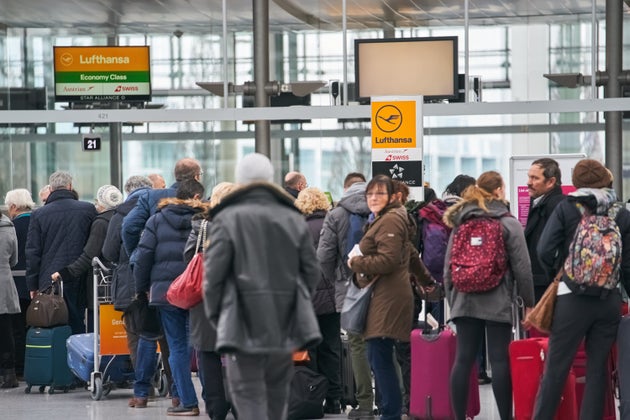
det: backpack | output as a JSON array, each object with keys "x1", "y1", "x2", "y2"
[
  {"x1": 563, "y1": 203, "x2": 622, "y2": 291},
  {"x1": 419, "y1": 200, "x2": 451, "y2": 282},
  {"x1": 450, "y1": 215, "x2": 509, "y2": 293},
  {"x1": 343, "y1": 211, "x2": 368, "y2": 263}
]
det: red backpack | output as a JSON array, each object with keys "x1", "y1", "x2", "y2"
[{"x1": 450, "y1": 215, "x2": 509, "y2": 293}]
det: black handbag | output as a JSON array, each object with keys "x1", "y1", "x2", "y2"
[
  {"x1": 26, "y1": 281, "x2": 69, "y2": 327},
  {"x1": 122, "y1": 293, "x2": 163, "y2": 340}
]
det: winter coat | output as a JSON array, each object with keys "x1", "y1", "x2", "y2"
[
  {"x1": 537, "y1": 188, "x2": 630, "y2": 295},
  {"x1": 203, "y1": 182, "x2": 321, "y2": 354},
  {"x1": 349, "y1": 204, "x2": 433, "y2": 342},
  {"x1": 0, "y1": 214, "x2": 19, "y2": 314},
  {"x1": 317, "y1": 181, "x2": 371, "y2": 311},
  {"x1": 122, "y1": 183, "x2": 178, "y2": 256},
  {"x1": 25, "y1": 189, "x2": 97, "y2": 292},
  {"x1": 443, "y1": 200, "x2": 535, "y2": 324},
  {"x1": 11, "y1": 212, "x2": 31, "y2": 301},
  {"x1": 305, "y1": 210, "x2": 336, "y2": 316},
  {"x1": 133, "y1": 198, "x2": 205, "y2": 306},
  {"x1": 524, "y1": 185, "x2": 565, "y2": 287}
]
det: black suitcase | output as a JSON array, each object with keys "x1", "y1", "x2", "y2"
[
  {"x1": 24, "y1": 326, "x2": 74, "y2": 394},
  {"x1": 340, "y1": 334, "x2": 358, "y2": 409}
]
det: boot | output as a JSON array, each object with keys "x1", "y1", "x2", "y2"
[{"x1": 1, "y1": 368, "x2": 19, "y2": 388}]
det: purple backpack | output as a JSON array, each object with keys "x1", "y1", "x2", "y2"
[
  {"x1": 419, "y1": 200, "x2": 451, "y2": 282},
  {"x1": 450, "y1": 215, "x2": 508, "y2": 293}
]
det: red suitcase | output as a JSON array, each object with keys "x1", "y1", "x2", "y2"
[
  {"x1": 409, "y1": 328, "x2": 480, "y2": 419},
  {"x1": 509, "y1": 337, "x2": 577, "y2": 420},
  {"x1": 572, "y1": 344, "x2": 616, "y2": 420}
]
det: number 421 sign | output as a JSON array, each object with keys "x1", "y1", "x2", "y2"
[{"x1": 82, "y1": 135, "x2": 101, "y2": 151}]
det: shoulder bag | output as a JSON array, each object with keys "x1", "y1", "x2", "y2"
[
  {"x1": 524, "y1": 271, "x2": 563, "y2": 334},
  {"x1": 340, "y1": 276, "x2": 376, "y2": 335},
  {"x1": 167, "y1": 220, "x2": 207, "y2": 309}
]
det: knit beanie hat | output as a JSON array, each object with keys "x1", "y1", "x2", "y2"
[
  {"x1": 96, "y1": 185, "x2": 123, "y2": 210},
  {"x1": 572, "y1": 159, "x2": 613, "y2": 189},
  {"x1": 235, "y1": 153, "x2": 274, "y2": 184}
]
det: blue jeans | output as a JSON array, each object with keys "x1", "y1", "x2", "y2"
[
  {"x1": 134, "y1": 337, "x2": 157, "y2": 398},
  {"x1": 160, "y1": 306, "x2": 197, "y2": 408},
  {"x1": 367, "y1": 337, "x2": 402, "y2": 420}
]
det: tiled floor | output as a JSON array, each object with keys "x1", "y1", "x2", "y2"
[{"x1": 0, "y1": 377, "x2": 502, "y2": 420}]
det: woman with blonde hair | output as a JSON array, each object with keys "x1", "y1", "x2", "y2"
[
  {"x1": 443, "y1": 171, "x2": 534, "y2": 420},
  {"x1": 295, "y1": 187, "x2": 342, "y2": 413}
]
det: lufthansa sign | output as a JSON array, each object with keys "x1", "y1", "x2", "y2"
[{"x1": 371, "y1": 100, "x2": 417, "y2": 148}]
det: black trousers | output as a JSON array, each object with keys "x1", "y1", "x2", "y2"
[
  {"x1": 11, "y1": 298, "x2": 30, "y2": 375},
  {"x1": 0, "y1": 313, "x2": 15, "y2": 369},
  {"x1": 307, "y1": 312, "x2": 342, "y2": 400},
  {"x1": 198, "y1": 350, "x2": 231, "y2": 420},
  {"x1": 533, "y1": 289, "x2": 621, "y2": 420}
]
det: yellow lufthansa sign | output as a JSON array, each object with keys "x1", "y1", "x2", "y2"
[{"x1": 371, "y1": 100, "x2": 417, "y2": 148}]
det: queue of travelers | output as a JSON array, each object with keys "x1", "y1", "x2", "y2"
[{"x1": 2, "y1": 154, "x2": 629, "y2": 420}]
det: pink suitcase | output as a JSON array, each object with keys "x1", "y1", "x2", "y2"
[{"x1": 409, "y1": 328, "x2": 480, "y2": 419}]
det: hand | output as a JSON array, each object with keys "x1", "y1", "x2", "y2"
[
  {"x1": 347, "y1": 257, "x2": 354, "y2": 269},
  {"x1": 30, "y1": 290, "x2": 37, "y2": 299},
  {"x1": 51, "y1": 272, "x2": 61, "y2": 282},
  {"x1": 521, "y1": 307, "x2": 533, "y2": 329}
]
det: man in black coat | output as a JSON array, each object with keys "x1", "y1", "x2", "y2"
[
  {"x1": 25, "y1": 171, "x2": 97, "y2": 334},
  {"x1": 524, "y1": 158, "x2": 565, "y2": 303}
]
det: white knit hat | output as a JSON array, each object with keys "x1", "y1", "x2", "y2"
[
  {"x1": 235, "y1": 153, "x2": 274, "y2": 184},
  {"x1": 96, "y1": 185, "x2": 123, "y2": 210}
]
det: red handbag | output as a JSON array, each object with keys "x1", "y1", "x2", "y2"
[{"x1": 167, "y1": 220, "x2": 207, "y2": 309}]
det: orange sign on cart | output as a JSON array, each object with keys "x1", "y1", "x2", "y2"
[{"x1": 99, "y1": 304, "x2": 128, "y2": 355}]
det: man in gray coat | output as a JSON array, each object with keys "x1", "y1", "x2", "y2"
[
  {"x1": 203, "y1": 153, "x2": 321, "y2": 420},
  {"x1": 317, "y1": 173, "x2": 375, "y2": 419}
]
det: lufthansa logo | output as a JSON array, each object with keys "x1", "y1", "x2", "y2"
[
  {"x1": 60, "y1": 53, "x2": 73, "y2": 67},
  {"x1": 375, "y1": 105, "x2": 403, "y2": 133}
]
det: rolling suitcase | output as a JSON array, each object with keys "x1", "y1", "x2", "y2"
[
  {"x1": 572, "y1": 343, "x2": 616, "y2": 420},
  {"x1": 24, "y1": 325, "x2": 74, "y2": 394},
  {"x1": 509, "y1": 337, "x2": 577, "y2": 420},
  {"x1": 66, "y1": 333, "x2": 135, "y2": 384},
  {"x1": 409, "y1": 327, "x2": 480, "y2": 419},
  {"x1": 340, "y1": 333, "x2": 358, "y2": 409}
]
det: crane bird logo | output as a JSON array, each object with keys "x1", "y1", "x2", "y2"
[{"x1": 375, "y1": 105, "x2": 403, "y2": 133}]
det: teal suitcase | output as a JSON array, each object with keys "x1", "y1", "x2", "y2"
[{"x1": 24, "y1": 326, "x2": 74, "y2": 394}]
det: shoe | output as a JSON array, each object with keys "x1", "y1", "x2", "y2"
[
  {"x1": 0, "y1": 369, "x2": 19, "y2": 389},
  {"x1": 167, "y1": 405, "x2": 200, "y2": 416},
  {"x1": 324, "y1": 398, "x2": 342, "y2": 414},
  {"x1": 347, "y1": 407, "x2": 375, "y2": 419},
  {"x1": 128, "y1": 397, "x2": 148, "y2": 408},
  {"x1": 478, "y1": 371, "x2": 492, "y2": 385}
]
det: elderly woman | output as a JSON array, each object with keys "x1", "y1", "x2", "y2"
[
  {"x1": 294, "y1": 187, "x2": 343, "y2": 413},
  {"x1": 4, "y1": 188, "x2": 35, "y2": 381},
  {"x1": 0, "y1": 205, "x2": 19, "y2": 388}
]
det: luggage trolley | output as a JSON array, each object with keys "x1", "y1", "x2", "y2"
[{"x1": 87, "y1": 257, "x2": 135, "y2": 400}]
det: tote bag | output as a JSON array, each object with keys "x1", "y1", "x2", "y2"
[{"x1": 340, "y1": 277, "x2": 375, "y2": 335}]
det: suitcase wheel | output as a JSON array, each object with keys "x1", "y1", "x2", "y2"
[
  {"x1": 24, "y1": 385, "x2": 31, "y2": 394},
  {"x1": 39, "y1": 385, "x2": 46, "y2": 393}
]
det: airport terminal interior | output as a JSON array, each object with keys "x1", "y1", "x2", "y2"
[{"x1": 0, "y1": 1, "x2": 630, "y2": 418}]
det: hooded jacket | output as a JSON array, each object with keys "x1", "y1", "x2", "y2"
[
  {"x1": 349, "y1": 204, "x2": 433, "y2": 341},
  {"x1": 133, "y1": 198, "x2": 205, "y2": 306},
  {"x1": 537, "y1": 188, "x2": 630, "y2": 295},
  {"x1": 0, "y1": 214, "x2": 19, "y2": 314},
  {"x1": 443, "y1": 200, "x2": 534, "y2": 324},
  {"x1": 304, "y1": 210, "x2": 336, "y2": 315},
  {"x1": 317, "y1": 181, "x2": 371, "y2": 311},
  {"x1": 203, "y1": 182, "x2": 321, "y2": 354}
]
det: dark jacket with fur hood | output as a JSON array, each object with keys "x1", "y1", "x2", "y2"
[
  {"x1": 203, "y1": 182, "x2": 321, "y2": 354},
  {"x1": 134, "y1": 198, "x2": 206, "y2": 305}
]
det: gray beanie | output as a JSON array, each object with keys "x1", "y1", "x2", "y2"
[
  {"x1": 96, "y1": 185, "x2": 123, "y2": 210},
  {"x1": 235, "y1": 153, "x2": 274, "y2": 184}
]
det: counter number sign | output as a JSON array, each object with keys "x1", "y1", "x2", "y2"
[{"x1": 82, "y1": 135, "x2": 101, "y2": 151}]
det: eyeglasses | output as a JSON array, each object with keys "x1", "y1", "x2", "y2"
[{"x1": 366, "y1": 192, "x2": 388, "y2": 198}]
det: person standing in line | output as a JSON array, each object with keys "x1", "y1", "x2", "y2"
[
  {"x1": 294, "y1": 186, "x2": 343, "y2": 414},
  {"x1": 203, "y1": 153, "x2": 321, "y2": 420},
  {"x1": 284, "y1": 171, "x2": 308, "y2": 198},
  {"x1": 38, "y1": 185, "x2": 50, "y2": 205},
  {"x1": 148, "y1": 174, "x2": 167, "y2": 189},
  {"x1": 532, "y1": 159, "x2": 630, "y2": 419},
  {"x1": 184, "y1": 181, "x2": 238, "y2": 420},
  {"x1": 26, "y1": 171, "x2": 97, "y2": 334},
  {"x1": 4, "y1": 188, "x2": 35, "y2": 380},
  {"x1": 348, "y1": 175, "x2": 437, "y2": 420},
  {"x1": 317, "y1": 172, "x2": 377, "y2": 419},
  {"x1": 0, "y1": 209, "x2": 19, "y2": 388},
  {"x1": 443, "y1": 171, "x2": 534, "y2": 420},
  {"x1": 524, "y1": 158, "x2": 565, "y2": 303},
  {"x1": 134, "y1": 179, "x2": 206, "y2": 416}
]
